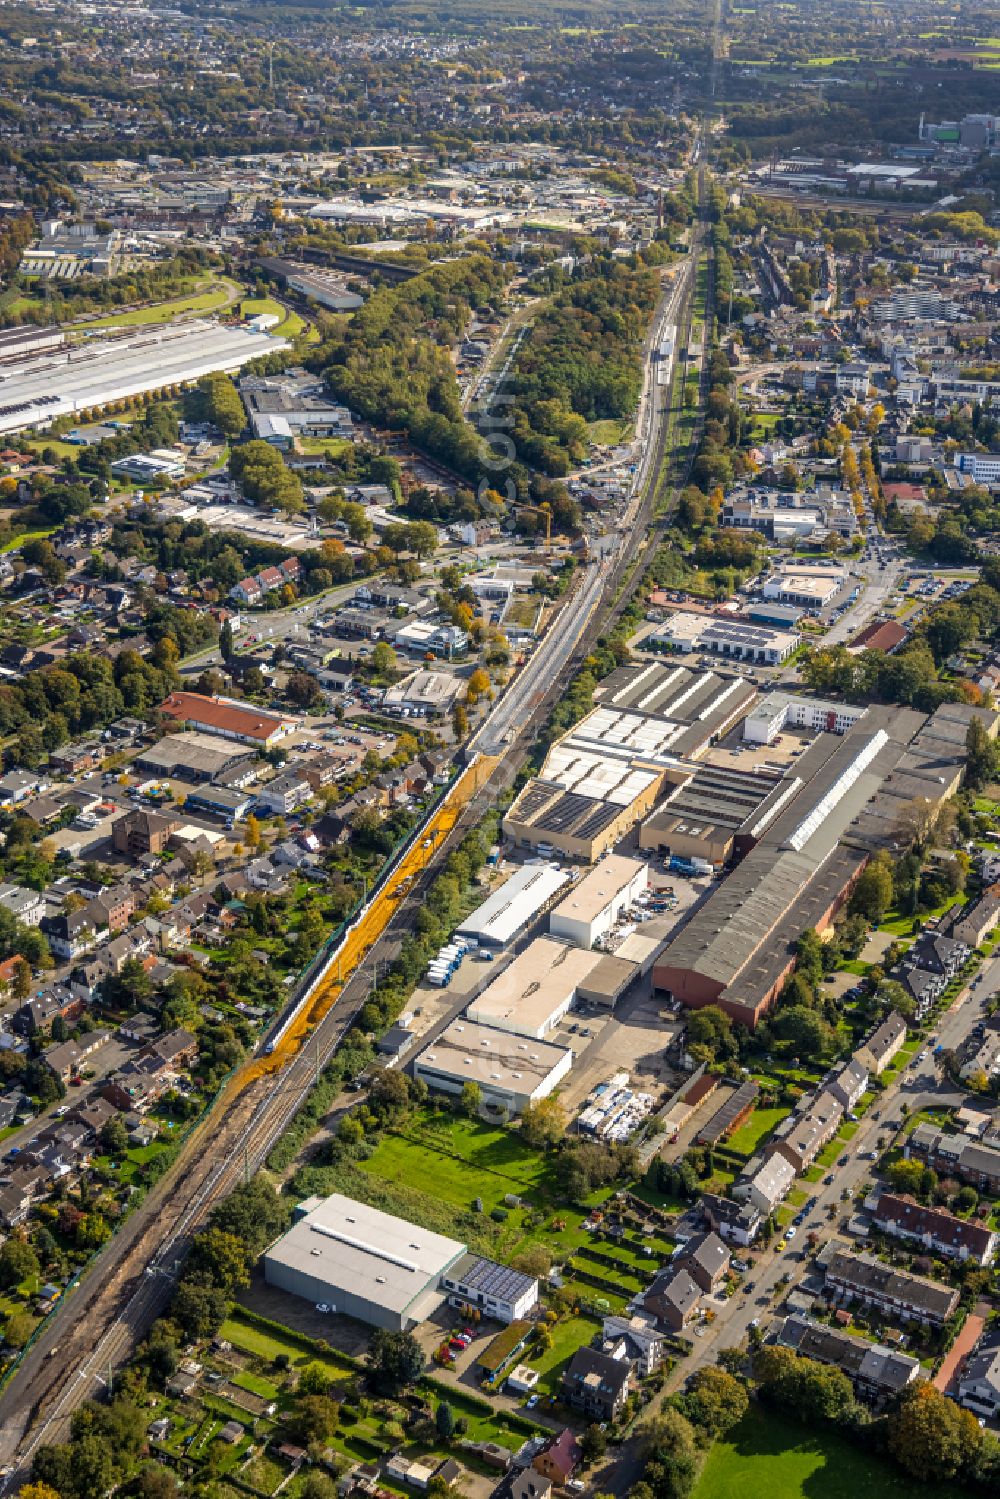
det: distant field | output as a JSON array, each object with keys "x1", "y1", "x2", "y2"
[
  {"x1": 696, "y1": 1407, "x2": 955, "y2": 1499},
  {"x1": 68, "y1": 276, "x2": 239, "y2": 330},
  {"x1": 240, "y1": 295, "x2": 307, "y2": 339},
  {"x1": 588, "y1": 417, "x2": 632, "y2": 445}
]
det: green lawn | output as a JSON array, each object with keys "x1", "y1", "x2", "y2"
[
  {"x1": 359, "y1": 1112, "x2": 559, "y2": 1215},
  {"x1": 219, "y1": 1311, "x2": 358, "y2": 1377},
  {"x1": 588, "y1": 417, "x2": 632, "y2": 445},
  {"x1": 240, "y1": 295, "x2": 306, "y2": 339},
  {"x1": 696, "y1": 1406, "x2": 954, "y2": 1499},
  {"x1": 725, "y1": 1106, "x2": 789, "y2": 1158},
  {"x1": 68, "y1": 277, "x2": 239, "y2": 330},
  {"x1": 528, "y1": 1314, "x2": 602, "y2": 1394}
]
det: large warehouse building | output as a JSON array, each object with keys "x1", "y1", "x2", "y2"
[
  {"x1": 549, "y1": 854, "x2": 648, "y2": 949},
  {"x1": 456, "y1": 862, "x2": 571, "y2": 948},
  {"x1": 503, "y1": 664, "x2": 756, "y2": 862},
  {"x1": 411, "y1": 1018, "x2": 572, "y2": 1114},
  {"x1": 466, "y1": 937, "x2": 604, "y2": 1037},
  {"x1": 0, "y1": 319, "x2": 289, "y2": 436},
  {"x1": 639, "y1": 761, "x2": 793, "y2": 866},
  {"x1": 263, "y1": 1193, "x2": 467, "y2": 1330},
  {"x1": 653, "y1": 702, "x2": 998, "y2": 1027}
]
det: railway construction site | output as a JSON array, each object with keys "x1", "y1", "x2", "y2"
[{"x1": 0, "y1": 185, "x2": 708, "y2": 1486}]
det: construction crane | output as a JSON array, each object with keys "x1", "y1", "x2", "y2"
[{"x1": 511, "y1": 501, "x2": 552, "y2": 553}]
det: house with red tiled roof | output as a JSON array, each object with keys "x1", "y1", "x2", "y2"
[
  {"x1": 159, "y1": 692, "x2": 299, "y2": 746},
  {"x1": 849, "y1": 618, "x2": 909, "y2": 654}
]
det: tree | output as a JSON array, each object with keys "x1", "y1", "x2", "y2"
[
  {"x1": 452, "y1": 703, "x2": 469, "y2": 739},
  {"x1": 511, "y1": 1245, "x2": 552, "y2": 1279},
  {"x1": 466, "y1": 667, "x2": 490, "y2": 704},
  {"x1": 338, "y1": 1115, "x2": 365, "y2": 1147},
  {"x1": 435, "y1": 1401, "x2": 455, "y2": 1440},
  {"x1": 371, "y1": 642, "x2": 396, "y2": 676},
  {"x1": 186, "y1": 1227, "x2": 251, "y2": 1293},
  {"x1": 5, "y1": 1310, "x2": 35, "y2": 1348},
  {"x1": 887, "y1": 1158, "x2": 930, "y2": 1198},
  {"x1": 889, "y1": 1381, "x2": 983, "y2": 1482},
  {"x1": 580, "y1": 1424, "x2": 607, "y2": 1462},
  {"x1": 11, "y1": 957, "x2": 32, "y2": 1000},
  {"x1": 99, "y1": 1115, "x2": 129, "y2": 1156},
  {"x1": 520, "y1": 1094, "x2": 566, "y2": 1149},
  {"x1": 245, "y1": 813, "x2": 262, "y2": 851},
  {"x1": 849, "y1": 851, "x2": 893, "y2": 923},
  {"x1": 682, "y1": 1366, "x2": 749, "y2": 1437},
  {"x1": 965, "y1": 716, "x2": 997, "y2": 789},
  {"x1": 460, "y1": 1081, "x2": 482, "y2": 1118},
  {"x1": 20, "y1": 1486, "x2": 63, "y2": 1499},
  {"x1": 367, "y1": 1068, "x2": 412, "y2": 1119},
  {"x1": 0, "y1": 1236, "x2": 39, "y2": 1289},
  {"x1": 366, "y1": 1329, "x2": 424, "y2": 1393},
  {"x1": 136, "y1": 1467, "x2": 180, "y2": 1499},
  {"x1": 290, "y1": 1394, "x2": 340, "y2": 1446},
  {"x1": 685, "y1": 1005, "x2": 736, "y2": 1064},
  {"x1": 169, "y1": 1280, "x2": 229, "y2": 1340},
  {"x1": 639, "y1": 1408, "x2": 699, "y2": 1499}
]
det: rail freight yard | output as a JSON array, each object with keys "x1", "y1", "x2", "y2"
[{"x1": 0, "y1": 318, "x2": 289, "y2": 434}]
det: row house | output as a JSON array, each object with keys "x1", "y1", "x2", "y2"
[
  {"x1": 69, "y1": 927, "x2": 154, "y2": 1002},
  {"x1": 673, "y1": 1231, "x2": 730, "y2": 1293},
  {"x1": 958, "y1": 1334, "x2": 1000, "y2": 1420},
  {"x1": 734, "y1": 1151, "x2": 795, "y2": 1217},
  {"x1": 13, "y1": 986, "x2": 85, "y2": 1037},
  {"x1": 906, "y1": 1124, "x2": 1000, "y2": 1195},
  {"x1": 870, "y1": 1192, "x2": 998, "y2": 1265},
  {"x1": 700, "y1": 1191, "x2": 762, "y2": 1247},
  {"x1": 949, "y1": 893, "x2": 1000, "y2": 949},
  {"x1": 638, "y1": 1266, "x2": 701, "y2": 1333},
  {"x1": 825, "y1": 1057, "x2": 869, "y2": 1113},
  {"x1": 43, "y1": 1029, "x2": 113, "y2": 1085},
  {"x1": 767, "y1": 1089, "x2": 843, "y2": 1174},
  {"x1": 599, "y1": 1313, "x2": 667, "y2": 1378},
  {"x1": 774, "y1": 1315, "x2": 920, "y2": 1408},
  {"x1": 229, "y1": 556, "x2": 302, "y2": 607},
  {"x1": 824, "y1": 1248, "x2": 959, "y2": 1326}
]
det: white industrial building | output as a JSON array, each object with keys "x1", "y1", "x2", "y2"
[
  {"x1": 549, "y1": 854, "x2": 648, "y2": 949},
  {"x1": 743, "y1": 692, "x2": 867, "y2": 745},
  {"x1": 649, "y1": 612, "x2": 798, "y2": 666},
  {"x1": 0, "y1": 319, "x2": 289, "y2": 436},
  {"x1": 441, "y1": 1252, "x2": 539, "y2": 1324},
  {"x1": 411, "y1": 1018, "x2": 572, "y2": 1114},
  {"x1": 263, "y1": 1193, "x2": 466, "y2": 1331},
  {"x1": 456, "y1": 862, "x2": 571, "y2": 948},
  {"x1": 761, "y1": 566, "x2": 845, "y2": 610},
  {"x1": 465, "y1": 937, "x2": 602, "y2": 1038}
]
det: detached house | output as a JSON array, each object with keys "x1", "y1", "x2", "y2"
[{"x1": 560, "y1": 1347, "x2": 631, "y2": 1423}]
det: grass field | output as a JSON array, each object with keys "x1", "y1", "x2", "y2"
[
  {"x1": 725, "y1": 1106, "x2": 788, "y2": 1158},
  {"x1": 69, "y1": 276, "x2": 239, "y2": 330},
  {"x1": 240, "y1": 295, "x2": 307, "y2": 339},
  {"x1": 528, "y1": 1313, "x2": 602, "y2": 1394},
  {"x1": 695, "y1": 1407, "x2": 954, "y2": 1499},
  {"x1": 588, "y1": 417, "x2": 632, "y2": 445},
  {"x1": 359, "y1": 1112, "x2": 560, "y2": 1215}
]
